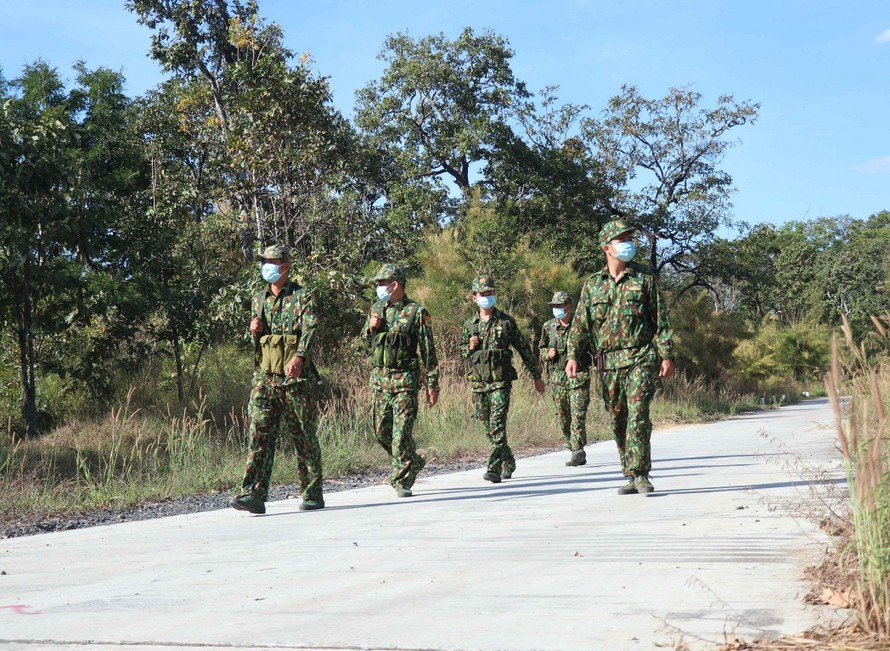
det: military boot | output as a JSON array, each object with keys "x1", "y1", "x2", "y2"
[
  {"x1": 229, "y1": 493, "x2": 266, "y2": 514},
  {"x1": 396, "y1": 487, "x2": 413, "y2": 498},
  {"x1": 299, "y1": 499, "x2": 325, "y2": 511},
  {"x1": 616, "y1": 478, "x2": 638, "y2": 495},
  {"x1": 482, "y1": 471, "x2": 501, "y2": 483},
  {"x1": 635, "y1": 475, "x2": 654, "y2": 494},
  {"x1": 565, "y1": 449, "x2": 587, "y2": 466}
]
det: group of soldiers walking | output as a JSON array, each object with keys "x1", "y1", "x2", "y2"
[{"x1": 229, "y1": 219, "x2": 675, "y2": 515}]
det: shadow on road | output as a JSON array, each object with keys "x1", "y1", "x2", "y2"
[{"x1": 258, "y1": 459, "x2": 840, "y2": 518}]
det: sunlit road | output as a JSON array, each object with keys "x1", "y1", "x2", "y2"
[{"x1": 0, "y1": 399, "x2": 844, "y2": 650}]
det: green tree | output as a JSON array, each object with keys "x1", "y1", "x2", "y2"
[
  {"x1": 0, "y1": 62, "x2": 143, "y2": 434},
  {"x1": 819, "y1": 212, "x2": 890, "y2": 332},
  {"x1": 701, "y1": 224, "x2": 781, "y2": 322},
  {"x1": 129, "y1": 0, "x2": 359, "y2": 262},
  {"x1": 486, "y1": 87, "x2": 616, "y2": 272},
  {"x1": 734, "y1": 320, "x2": 829, "y2": 387},
  {"x1": 355, "y1": 27, "x2": 530, "y2": 200},
  {"x1": 582, "y1": 85, "x2": 759, "y2": 284},
  {"x1": 412, "y1": 197, "x2": 583, "y2": 357},
  {"x1": 669, "y1": 290, "x2": 748, "y2": 381},
  {"x1": 129, "y1": 0, "x2": 386, "y2": 369}
]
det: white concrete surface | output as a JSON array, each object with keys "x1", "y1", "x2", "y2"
[{"x1": 0, "y1": 398, "x2": 845, "y2": 651}]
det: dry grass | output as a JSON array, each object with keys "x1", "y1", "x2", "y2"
[
  {"x1": 2, "y1": 358, "x2": 793, "y2": 523},
  {"x1": 822, "y1": 316, "x2": 890, "y2": 639}
]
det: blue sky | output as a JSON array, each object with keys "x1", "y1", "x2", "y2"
[{"x1": 1, "y1": 0, "x2": 888, "y2": 228}]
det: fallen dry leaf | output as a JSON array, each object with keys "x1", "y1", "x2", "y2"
[{"x1": 819, "y1": 587, "x2": 852, "y2": 608}]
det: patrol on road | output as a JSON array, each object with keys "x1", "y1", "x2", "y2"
[
  {"x1": 231, "y1": 244, "x2": 324, "y2": 515},
  {"x1": 461, "y1": 275, "x2": 546, "y2": 483},
  {"x1": 362, "y1": 264, "x2": 440, "y2": 498},
  {"x1": 539, "y1": 291, "x2": 592, "y2": 467},
  {"x1": 566, "y1": 221, "x2": 675, "y2": 494}
]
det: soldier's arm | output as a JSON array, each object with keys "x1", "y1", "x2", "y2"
[
  {"x1": 360, "y1": 300, "x2": 386, "y2": 343},
  {"x1": 296, "y1": 291, "x2": 317, "y2": 358},
  {"x1": 538, "y1": 322, "x2": 550, "y2": 365},
  {"x1": 566, "y1": 280, "x2": 591, "y2": 360},
  {"x1": 416, "y1": 307, "x2": 440, "y2": 391},
  {"x1": 510, "y1": 319, "x2": 542, "y2": 381},
  {"x1": 649, "y1": 278, "x2": 675, "y2": 360}
]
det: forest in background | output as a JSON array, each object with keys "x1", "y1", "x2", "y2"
[{"x1": 1, "y1": 0, "x2": 888, "y2": 438}]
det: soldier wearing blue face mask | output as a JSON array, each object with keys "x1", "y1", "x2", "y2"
[
  {"x1": 539, "y1": 291, "x2": 592, "y2": 466},
  {"x1": 461, "y1": 275, "x2": 545, "y2": 483},
  {"x1": 230, "y1": 244, "x2": 324, "y2": 515},
  {"x1": 566, "y1": 220, "x2": 675, "y2": 495}
]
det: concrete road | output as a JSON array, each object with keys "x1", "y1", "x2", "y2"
[{"x1": 0, "y1": 399, "x2": 845, "y2": 651}]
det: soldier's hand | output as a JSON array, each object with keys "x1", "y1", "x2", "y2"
[
  {"x1": 469, "y1": 336, "x2": 481, "y2": 350},
  {"x1": 285, "y1": 355, "x2": 304, "y2": 378},
  {"x1": 659, "y1": 359, "x2": 675, "y2": 380},
  {"x1": 250, "y1": 317, "x2": 263, "y2": 337},
  {"x1": 565, "y1": 359, "x2": 578, "y2": 379},
  {"x1": 369, "y1": 314, "x2": 382, "y2": 331},
  {"x1": 533, "y1": 378, "x2": 546, "y2": 395},
  {"x1": 427, "y1": 387, "x2": 440, "y2": 407},
  {"x1": 547, "y1": 347, "x2": 557, "y2": 360}
]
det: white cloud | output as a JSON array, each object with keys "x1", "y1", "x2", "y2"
[
  {"x1": 876, "y1": 28, "x2": 890, "y2": 43},
  {"x1": 855, "y1": 156, "x2": 890, "y2": 174}
]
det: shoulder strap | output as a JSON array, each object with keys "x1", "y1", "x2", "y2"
[
  {"x1": 285, "y1": 287, "x2": 301, "y2": 334},
  {"x1": 550, "y1": 321, "x2": 558, "y2": 350},
  {"x1": 253, "y1": 290, "x2": 266, "y2": 322},
  {"x1": 404, "y1": 302, "x2": 421, "y2": 333}
]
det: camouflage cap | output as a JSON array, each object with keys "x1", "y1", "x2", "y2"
[
  {"x1": 598, "y1": 219, "x2": 637, "y2": 248},
  {"x1": 548, "y1": 290, "x2": 573, "y2": 305},
  {"x1": 372, "y1": 263, "x2": 407, "y2": 286},
  {"x1": 472, "y1": 275, "x2": 496, "y2": 292},
  {"x1": 257, "y1": 244, "x2": 291, "y2": 261}
]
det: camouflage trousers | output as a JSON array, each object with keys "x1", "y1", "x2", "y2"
[
  {"x1": 239, "y1": 379, "x2": 322, "y2": 502},
  {"x1": 551, "y1": 380, "x2": 590, "y2": 452},
  {"x1": 472, "y1": 386, "x2": 516, "y2": 477},
  {"x1": 599, "y1": 359, "x2": 657, "y2": 477},
  {"x1": 372, "y1": 388, "x2": 425, "y2": 489}
]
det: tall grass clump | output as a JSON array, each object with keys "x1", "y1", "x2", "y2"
[{"x1": 825, "y1": 316, "x2": 890, "y2": 638}]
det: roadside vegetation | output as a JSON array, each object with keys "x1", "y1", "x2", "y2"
[
  {"x1": 820, "y1": 318, "x2": 889, "y2": 648},
  {"x1": 725, "y1": 317, "x2": 889, "y2": 651},
  {"x1": 0, "y1": 349, "x2": 803, "y2": 523}
]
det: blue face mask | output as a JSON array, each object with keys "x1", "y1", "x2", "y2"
[
  {"x1": 612, "y1": 241, "x2": 636, "y2": 262},
  {"x1": 552, "y1": 307, "x2": 567, "y2": 320},
  {"x1": 376, "y1": 283, "x2": 394, "y2": 301},
  {"x1": 476, "y1": 295, "x2": 496, "y2": 309},
  {"x1": 261, "y1": 263, "x2": 283, "y2": 283}
]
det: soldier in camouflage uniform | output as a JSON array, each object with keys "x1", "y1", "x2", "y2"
[
  {"x1": 230, "y1": 244, "x2": 324, "y2": 515},
  {"x1": 461, "y1": 275, "x2": 546, "y2": 483},
  {"x1": 539, "y1": 291, "x2": 592, "y2": 467},
  {"x1": 566, "y1": 221, "x2": 675, "y2": 494},
  {"x1": 362, "y1": 264, "x2": 440, "y2": 498}
]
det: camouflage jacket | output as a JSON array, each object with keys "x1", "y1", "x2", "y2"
[
  {"x1": 539, "y1": 318, "x2": 590, "y2": 388},
  {"x1": 460, "y1": 308, "x2": 542, "y2": 392},
  {"x1": 361, "y1": 295, "x2": 439, "y2": 393},
  {"x1": 252, "y1": 281, "x2": 319, "y2": 386},
  {"x1": 567, "y1": 262, "x2": 674, "y2": 370}
]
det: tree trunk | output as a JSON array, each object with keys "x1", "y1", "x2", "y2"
[
  {"x1": 16, "y1": 259, "x2": 38, "y2": 437},
  {"x1": 647, "y1": 231, "x2": 659, "y2": 277},
  {"x1": 162, "y1": 276, "x2": 185, "y2": 406},
  {"x1": 240, "y1": 207, "x2": 254, "y2": 264}
]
